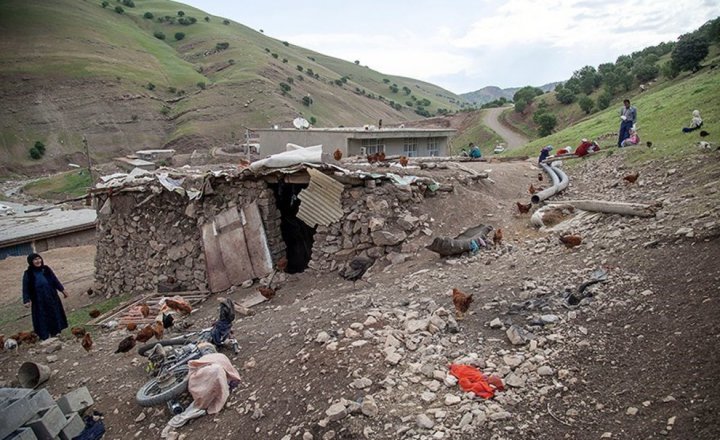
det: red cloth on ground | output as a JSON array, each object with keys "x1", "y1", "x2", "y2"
[
  {"x1": 449, "y1": 364, "x2": 504, "y2": 399},
  {"x1": 575, "y1": 141, "x2": 593, "y2": 157}
]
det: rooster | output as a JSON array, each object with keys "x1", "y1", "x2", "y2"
[
  {"x1": 623, "y1": 171, "x2": 640, "y2": 184},
  {"x1": 528, "y1": 184, "x2": 537, "y2": 195},
  {"x1": 88, "y1": 309, "x2": 101, "y2": 319},
  {"x1": 115, "y1": 335, "x2": 135, "y2": 354},
  {"x1": 139, "y1": 303, "x2": 151, "y2": 318},
  {"x1": 333, "y1": 148, "x2": 343, "y2": 161},
  {"x1": 135, "y1": 325, "x2": 155, "y2": 343},
  {"x1": 559, "y1": 234, "x2": 582, "y2": 248},
  {"x1": 13, "y1": 331, "x2": 39, "y2": 345},
  {"x1": 126, "y1": 322, "x2": 137, "y2": 331},
  {"x1": 259, "y1": 286, "x2": 275, "y2": 300},
  {"x1": 81, "y1": 333, "x2": 93, "y2": 352},
  {"x1": 452, "y1": 288, "x2": 473, "y2": 320},
  {"x1": 493, "y1": 228, "x2": 503, "y2": 246},
  {"x1": 398, "y1": 156, "x2": 409, "y2": 167},
  {"x1": 165, "y1": 299, "x2": 192, "y2": 315},
  {"x1": 71, "y1": 326, "x2": 86, "y2": 338},
  {"x1": 151, "y1": 322, "x2": 164, "y2": 340},
  {"x1": 516, "y1": 202, "x2": 532, "y2": 214}
]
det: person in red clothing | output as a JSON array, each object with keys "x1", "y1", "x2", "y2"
[{"x1": 575, "y1": 139, "x2": 600, "y2": 157}]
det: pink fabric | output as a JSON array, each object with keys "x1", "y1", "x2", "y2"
[{"x1": 187, "y1": 353, "x2": 241, "y2": 414}]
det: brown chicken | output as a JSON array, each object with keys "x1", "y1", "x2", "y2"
[
  {"x1": 115, "y1": 335, "x2": 136, "y2": 354},
  {"x1": 126, "y1": 322, "x2": 137, "y2": 331},
  {"x1": 139, "y1": 303, "x2": 151, "y2": 318},
  {"x1": 259, "y1": 286, "x2": 276, "y2": 300},
  {"x1": 398, "y1": 156, "x2": 409, "y2": 167},
  {"x1": 559, "y1": 234, "x2": 582, "y2": 248},
  {"x1": 151, "y1": 322, "x2": 164, "y2": 340},
  {"x1": 81, "y1": 333, "x2": 93, "y2": 352},
  {"x1": 165, "y1": 299, "x2": 192, "y2": 315},
  {"x1": 493, "y1": 228, "x2": 503, "y2": 246},
  {"x1": 135, "y1": 325, "x2": 155, "y2": 343},
  {"x1": 71, "y1": 326, "x2": 86, "y2": 338},
  {"x1": 452, "y1": 288, "x2": 474, "y2": 320},
  {"x1": 88, "y1": 309, "x2": 101, "y2": 319},
  {"x1": 333, "y1": 148, "x2": 343, "y2": 161},
  {"x1": 516, "y1": 202, "x2": 532, "y2": 214},
  {"x1": 623, "y1": 171, "x2": 640, "y2": 184},
  {"x1": 0, "y1": 334, "x2": 4, "y2": 350},
  {"x1": 276, "y1": 256, "x2": 288, "y2": 272},
  {"x1": 528, "y1": 184, "x2": 537, "y2": 195},
  {"x1": 14, "y1": 331, "x2": 39, "y2": 345}
]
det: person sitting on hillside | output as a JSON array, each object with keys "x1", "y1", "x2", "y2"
[
  {"x1": 538, "y1": 145, "x2": 553, "y2": 164},
  {"x1": 576, "y1": 139, "x2": 601, "y2": 157},
  {"x1": 620, "y1": 129, "x2": 639, "y2": 147},
  {"x1": 682, "y1": 110, "x2": 703, "y2": 133},
  {"x1": 469, "y1": 142, "x2": 482, "y2": 158}
]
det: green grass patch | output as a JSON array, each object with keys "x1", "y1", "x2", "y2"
[
  {"x1": 63, "y1": 293, "x2": 131, "y2": 336},
  {"x1": 23, "y1": 170, "x2": 92, "y2": 199}
]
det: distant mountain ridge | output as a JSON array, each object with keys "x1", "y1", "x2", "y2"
[{"x1": 461, "y1": 82, "x2": 560, "y2": 105}]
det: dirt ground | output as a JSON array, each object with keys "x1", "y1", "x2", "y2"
[{"x1": 1, "y1": 153, "x2": 719, "y2": 440}]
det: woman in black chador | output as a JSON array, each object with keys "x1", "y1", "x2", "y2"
[{"x1": 22, "y1": 253, "x2": 69, "y2": 340}]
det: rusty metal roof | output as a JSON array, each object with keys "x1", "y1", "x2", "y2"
[{"x1": 296, "y1": 168, "x2": 344, "y2": 227}]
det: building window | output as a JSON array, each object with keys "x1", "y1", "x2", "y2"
[
  {"x1": 427, "y1": 138, "x2": 439, "y2": 156},
  {"x1": 403, "y1": 138, "x2": 417, "y2": 157},
  {"x1": 362, "y1": 139, "x2": 385, "y2": 154}
]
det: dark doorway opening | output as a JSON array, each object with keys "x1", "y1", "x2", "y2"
[{"x1": 272, "y1": 181, "x2": 316, "y2": 274}]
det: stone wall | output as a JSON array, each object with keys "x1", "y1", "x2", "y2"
[
  {"x1": 94, "y1": 177, "x2": 284, "y2": 296},
  {"x1": 308, "y1": 179, "x2": 433, "y2": 271}
]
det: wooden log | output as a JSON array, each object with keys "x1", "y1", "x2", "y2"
[{"x1": 555, "y1": 199, "x2": 658, "y2": 217}]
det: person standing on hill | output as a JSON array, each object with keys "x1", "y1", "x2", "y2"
[
  {"x1": 22, "y1": 253, "x2": 69, "y2": 340},
  {"x1": 618, "y1": 99, "x2": 637, "y2": 148}
]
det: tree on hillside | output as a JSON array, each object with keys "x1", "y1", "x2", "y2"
[
  {"x1": 513, "y1": 86, "x2": 543, "y2": 113},
  {"x1": 402, "y1": 86, "x2": 411, "y2": 95},
  {"x1": 143, "y1": 12, "x2": 153, "y2": 19},
  {"x1": 175, "y1": 32, "x2": 185, "y2": 41},
  {"x1": 572, "y1": 66, "x2": 601, "y2": 95},
  {"x1": 114, "y1": 6, "x2": 124, "y2": 14},
  {"x1": 101, "y1": 1, "x2": 109, "y2": 8},
  {"x1": 578, "y1": 95, "x2": 594, "y2": 114},
  {"x1": 632, "y1": 62, "x2": 659, "y2": 82},
  {"x1": 555, "y1": 84, "x2": 576, "y2": 104},
  {"x1": 596, "y1": 91, "x2": 613, "y2": 110},
  {"x1": 177, "y1": 11, "x2": 185, "y2": 16},
  {"x1": 533, "y1": 110, "x2": 557, "y2": 136},
  {"x1": 671, "y1": 33, "x2": 709, "y2": 73}
]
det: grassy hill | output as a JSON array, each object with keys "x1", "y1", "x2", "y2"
[
  {"x1": 461, "y1": 82, "x2": 558, "y2": 106},
  {"x1": 0, "y1": 0, "x2": 465, "y2": 176}
]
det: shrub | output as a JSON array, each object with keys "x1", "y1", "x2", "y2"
[
  {"x1": 596, "y1": 91, "x2": 612, "y2": 110},
  {"x1": 223, "y1": 19, "x2": 230, "y2": 25},
  {"x1": 282, "y1": 41, "x2": 289, "y2": 46},
  {"x1": 306, "y1": 68, "x2": 314, "y2": 76},
  {"x1": 555, "y1": 87, "x2": 576, "y2": 104},
  {"x1": 34, "y1": 141, "x2": 46, "y2": 154},
  {"x1": 533, "y1": 112, "x2": 557, "y2": 136},
  {"x1": 131, "y1": 114, "x2": 138, "y2": 121},
  {"x1": 143, "y1": 11, "x2": 153, "y2": 19},
  {"x1": 101, "y1": 1, "x2": 109, "y2": 8},
  {"x1": 160, "y1": 106, "x2": 170, "y2": 115},
  {"x1": 389, "y1": 85, "x2": 398, "y2": 93},
  {"x1": 216, "y1": 42, "x2": 229, "y2": 50},
  {"x1": 296, "y1": 65, "x2": 303, "y2": 71},
  {"x1": 354, "y1": 60, "x2": 360, "y2": 65},
  {"x1": 265, "y1": 48, "x2": 271, "y2": 53},
  {"x1": 302, "y1": 96, "x2": 313, "y2": 106},
  {"x1": 154, "y1": 31, "x2": 165, "y2": 40},
  {"x1": 334, "y1": 79, "x2": 343, "y2": 86},
  {"x1": 296, "y1": 75, "x2": 304, "y2": 81},
  {"x1": 279, "y1": 82, "x2": 291, "y2": 92},
  {"x1": 309, "y1": 116, "x2": 317, "y2": 125},
  {"x1": 578, "y1": 95, "x2": 594, "y2": 114},
  {"x1": 114, "y1": 6, "x2": 124, "y2": 14},
  {"x1": 307, "y1": 56, "x2": 315, "y2": 61},
  {"x1": 286, "y1": 77, "x2": 294, "y2": 84},
  {"x1": 282, "y1": 58, "x2": 288, "y2": 63},
  {"x1": 29, "y1": 147, "x2": 43, "y2": 160},
  {"x1": 177, "y1": 10, "x2": 185, "y2": 17},
  {"x1": 122, "y1": 0, "x2": 134, "y2": 7},
  {"x1": 671, "y1": 33, "x2": 709, "y2": 72},
  {"x1": 406, "y1": 100, "x2": 414, "y2": 106},
  {"x1": 197, "y1": 81, "x2": 206, "y2": 89},
  {"x1": 168, "y1": 86, "x2": 177, "y2": 93},
  {"x1": 228, "y1": 59, "x2": 235, "y2": 65},
  {"x1": 175, "y1": 32, "x2": 185, "y2": 41},
  {"x1": 271, "y1": 53, "x2": 278, "y2": 59},
  {"x1": 146, "y1": 82, "x2": 155, "y2": 90},
  {"x1": 632, "y1": 62, "x2": 659, "y2": 82},
  {"x1": 383, "y1": 78, "x2": 390, "y2": 84},
  {"x1": 204, "y1": 16, "x2": 210, "y2": 22},
  {"x1": 402, "y1": 86, "x2": 411, "y2": 95}
]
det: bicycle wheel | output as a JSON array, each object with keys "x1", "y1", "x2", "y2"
[{"x1": 135, "y1": 364, "x2": 190, "y2": 407}]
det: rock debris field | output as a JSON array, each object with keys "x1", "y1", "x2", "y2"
[{"x1": 1, "y1": 150, "x2": 719, "y2": 440}]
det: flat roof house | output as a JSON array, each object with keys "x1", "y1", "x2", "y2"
[{"x1": 253, "y1": 127, "x2": 456, "y2": 158}]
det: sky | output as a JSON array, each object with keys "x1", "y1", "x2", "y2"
[{"x1": 179, "y1": 0, "x2": 718, "y2": 94}]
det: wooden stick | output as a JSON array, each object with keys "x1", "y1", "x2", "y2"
[{"x1": 554, "y1": 199, "x2": 658, "y2": 217}]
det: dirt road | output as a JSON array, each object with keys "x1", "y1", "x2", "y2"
[{"x1": 482, "y1": 106, "x2": 529, "y2": 149}]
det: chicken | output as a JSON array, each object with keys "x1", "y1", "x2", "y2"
[
  {"x1": 71, "y1": 326, "x2": 86, "y2": 338},
  {"x1": 559, "y1": 234, "x2": 582, "y2": 248},
  {"x1": 139, "y1": 303, "x2": 151, "y2": 318},
  {"x1": 367, "y1": 153, "x2": 379, "y2": 164},
  {"x1": 14, "y1": 331, "x2": 39, "y2": 345},
  {"x1": 377, "y1": 151, "x2": 386, "y2": 162},
  {"x1": 493, "y1": 228, "x2": 503, "y2": 246},
  {"x1": 276, "y1": 256, "x2": 288, "y2": 272},
  {"x1": 528, "y1": 184, "x2": 537, "y2": 195},
  {"x1": 452, "y1": 288, "x2": 473, "y2": 320},
  {"x1": 538, "y1": 173, "x2": 544, "y2": 182},
  {"x1": 0, "y1": 334, "x2": 4, "y2": 350},
  {"x1": 340, "y1": 256, "x2": 374, "y2": 285},
  {"x1": 86, "y1": 288, "x2": 94, "y2": 296},
  {"x1": 516, "y1": 202, "x2": 532, "y2": 214},
  {"x1": 165, "y1": 299, "x2": 192, "y2": 315},
  {"x1": 333, "y1": 148, "x2": 343, "y2": 161},
  {"x1": 135, "y1": 325, "x2": 155, "y2": 343},
  {"x1": 258, "y1": 286, "x2": 275, "y2": 300},
  {"x1": 88, "y1": 309, "x2": 101, "y2": 319},
  {"x1": 623, "y1": 171, "x2": 640, "y2": 184},
  {"x1": 151, "y1": 321, "x2": 164, "y2": 340},
  {"x1": 115, "y1": 335, "x2": 136, "y2": 354},
  {"x1": 126, "y1": 322, "x2": 137, "y2": 331},
  {"x1": 646, "y1": 141, "x2": 653, "y2": 148},
  {"x1": 398, "y1": 156, "x2": 409, "y2": 167},
  {"x1": 81, "y1": 333, "x2": 93, "y2": 352}
]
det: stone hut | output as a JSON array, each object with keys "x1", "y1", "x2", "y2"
[{"x1": 92, "y1": 163, "x2": 457, "y2": 296}]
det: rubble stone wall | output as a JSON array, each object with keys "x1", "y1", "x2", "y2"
[{"x1": 94, "y1": 178, "x2": 284, "y2": 296}]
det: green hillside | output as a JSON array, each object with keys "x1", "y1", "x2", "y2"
[{"x1": 0, "y1": 0, "x2": 465, "y2": 175}]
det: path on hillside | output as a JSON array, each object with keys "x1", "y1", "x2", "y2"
[{"x1": 482, "y1": 106, "x2": 529, "y2": 150}]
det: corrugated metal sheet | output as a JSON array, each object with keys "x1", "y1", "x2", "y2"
[{"x1": 297, "y1": 168, "x2": 344, "y2": 227}]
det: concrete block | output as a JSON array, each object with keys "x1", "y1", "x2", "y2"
[
  {"x1": 57, "y1": 413, "x2": 84, "y2": 440},
  {"x1": 27, "y1": 390, "x2": 54, "y2": 412},
  {"x1": 24, "y1": 406, "x2": 66, "y2": 440},
  {"x1": 0, "y1": 391, "x2": 37, "y2": 440},
  {"x1": 0, "y1": 389, "x2": 32, "y2": 401},
  {"x1": 2, "y1": 427, "x2": 38, "y2": 440},
  {"x1": 55, "y1": 388, "x2": 93, "y2": 416}
]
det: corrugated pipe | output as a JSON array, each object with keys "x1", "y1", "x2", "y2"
[{"x1": 532, "y1": 162, "x2": 569, "y2": 204}]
